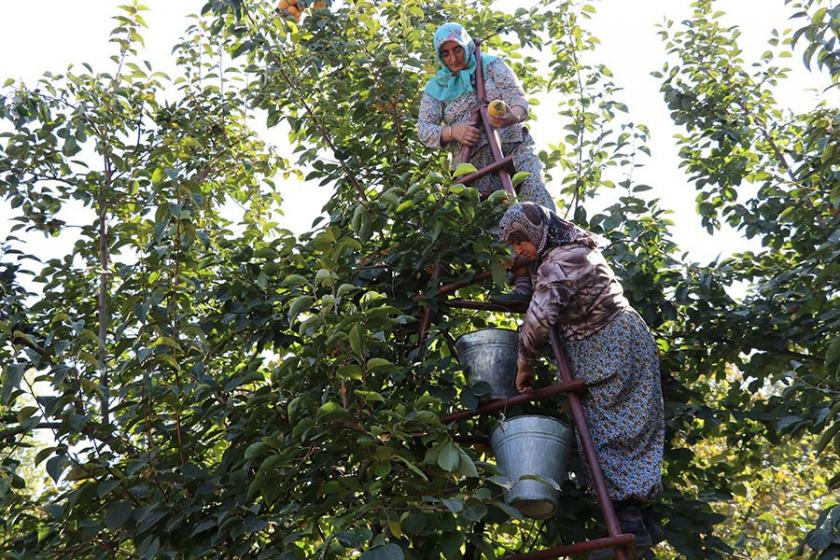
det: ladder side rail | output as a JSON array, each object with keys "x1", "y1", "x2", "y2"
[
  {"x1": 473, "y1": 39, "x2": 516, "y2": 197},
  {"x1": 548, "y1": 327, "x2": 632, "y2": 560},
  {"x1": 456, "y1": 111, "x2": 480, "y2": 164}
]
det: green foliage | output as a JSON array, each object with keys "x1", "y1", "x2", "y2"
[
  {"x1": 787, "y1": 0, "x2": 840, "y2": 85},
  {"x1": 0, "y1": 0, "x2": 837, "y2": 559},
  {"x1": 656, "y1": 0, "x2": 840, "y2": 556},
  {"x1": 1, "y1": 2, "x2": 284, "y2": 557}
]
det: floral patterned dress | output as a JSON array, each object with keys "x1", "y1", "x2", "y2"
[
  {"x1": 518, "y1": 242, "x2": 664, "y2": 501},
  {"x1": 417, "y1": 58, "x2": 555, "y2": 210}
]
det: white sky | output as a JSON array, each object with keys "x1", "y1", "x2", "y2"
[{"x1": 0, "y1": 0, "x2": 835, "y2": 268}]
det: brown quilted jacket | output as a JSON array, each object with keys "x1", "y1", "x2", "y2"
[{"x1": 518, "y1": 243, "x2": 630, "y2": 370}]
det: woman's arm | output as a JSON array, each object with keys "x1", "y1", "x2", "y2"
[
  {"x1": 417, "y1": 92, "x2": 445, "y2": 148},
  {"x1": 516, "y1": 265, "x2": 576, "y2": 392},
  {"x1": 417, "y1": 91, "x2": 480, "y2": 148},
  {"x1": 487, "y1": 59, "x2": 530, "y2": 129}
]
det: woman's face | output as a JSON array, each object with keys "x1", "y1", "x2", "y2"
[
  {"x1": 439, "y1": 40, "x2": 466, "y2": 73},
  {"x1": 511, "y1": 240, "x2": 537, "y2": 260}
]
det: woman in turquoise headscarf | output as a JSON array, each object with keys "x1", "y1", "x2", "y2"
[{"x1": 417, "y1": 22, "x2": 555, "y2": 303}]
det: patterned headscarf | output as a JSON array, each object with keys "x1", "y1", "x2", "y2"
[
  {"x1": 498, "y1": 202, "x2": 603, "y2": 259},
  {"x1": 423, "y1": 22, "x2": 498, "y2": 102}
]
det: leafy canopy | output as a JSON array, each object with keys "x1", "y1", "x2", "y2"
[{"x1": 0, "y1": 0, "x2": 838, "y2": 559}]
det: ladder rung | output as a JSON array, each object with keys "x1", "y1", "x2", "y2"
[
  {"x1": 503, "y1": 533, "x2": 635, "y2": 559},
  {"x1": 445, "y1": 298, "x2": 528, "y2": 313},
  {"x1": 457, "y1": 156, "x2": 515, "y2": 186},
  {"x1": 441, "y1": 380, "x2": 586, "y2": 423},
  {"x1": 436, "y1": 256, "x2": 531, "y2": 297}
]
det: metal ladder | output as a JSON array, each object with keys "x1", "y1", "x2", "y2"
[{"x1": 416, "y1": 39, "x2": 635, "y2": 560}]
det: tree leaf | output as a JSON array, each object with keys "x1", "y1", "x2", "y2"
[
  {"x1": 463, "y1": 501, "x2": 488, "y2": 522},
  {"x1": 456, "y1": 448, "x2": 478, "y2": 477},
  {"x1": 491, "y1": 500, "x2": 524, "y2": 520},
  {"x1": 437, "y1": 441, "x2": 459, "y2": 472},
  {"x1": 106, "y1": 500, "x2": 133, "y2": 531},
  {"x1": 283, "y1": 274, "x2": 309, "y2": 288},
  {"x1": 245, "y1": 441, "x2": 272, "y2": 460},
  {"x1": 349, "y1": 324, "x2": 364, "y2": 359},
  {"x1": 511, "y1": 171, "x2": 531, "y2": 187},
  {"x1": 366, "y1": 357, "x2": 391, "y2": 371},
  {"x1": 360, "y1": 543, "x2": 404, "y2": 560},
  {"x1": 45, "y1": 456, "x2": 68, "y2": 483},
  {"x1": 338, "y1": 364, "x2": 364, "y2": 380},
  {"x1": 441, "y1": 498, "x2": 464, "y2": 513},
  {"x1": 287, "y1": 296, "x2": 315, "y2": 323},
  {"x1": 1, "y1": 364, "x2": 25, "y2": 404},
  {"x1": 354, "y1": 389, "x2": 385, "y2": 403},
  {"x1": 825, "y1": 337, "x2": 840, "y2": 376},
  {"x1": 816, "y1": 422, "x2": 840, "y2": 456},
  {"x1": 453, "y1": 163, "x2": 478, "y2": 177},
  {"x1": 393, "y1": 455, "x2": 429, "y2": 482}
]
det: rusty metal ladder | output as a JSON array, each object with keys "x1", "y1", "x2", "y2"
[{"x1": 416, "y1": 39, "x2": 635, "y2": 560}]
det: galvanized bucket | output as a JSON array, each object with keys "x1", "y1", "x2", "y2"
[
  {"x1": 490, "y1": 415, "x2": 572, "y2": 519},
  {"x1": 455, "y1": 328, "x2": 518, "y2": 399}
]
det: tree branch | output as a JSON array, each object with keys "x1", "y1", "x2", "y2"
[
  {"x1": 736, "y1": 98, "x2": 829, "y2": 232},
  {"x1": 242, "y1": 8, "x2": 372, "y2": 210}
]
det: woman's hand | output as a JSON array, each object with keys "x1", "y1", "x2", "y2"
[
  {"x1": 449, "y1": 123, "x2": 480, "y2": 146},
  {"x1": 516, "y1": 363, "x2": 534, "y2": 393},
  {"x1": 488, "y1": 105, "x2": 524, "y2": 129}
]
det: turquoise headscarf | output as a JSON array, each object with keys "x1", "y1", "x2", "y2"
[{"x1": 423, "y1": 23, "x2": 498, "y2": 102}]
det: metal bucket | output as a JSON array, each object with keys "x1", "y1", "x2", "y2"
[
  {"x1": 490, "y1": 415, "x2": 572, "y2": 519},
  {"x1": 455, "y1": 328, "x2": 518, "y2": 399}
]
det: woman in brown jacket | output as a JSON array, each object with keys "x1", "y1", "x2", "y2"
[{"x1": 498, "y1": 202, "x2": 665, "y2": 557}]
